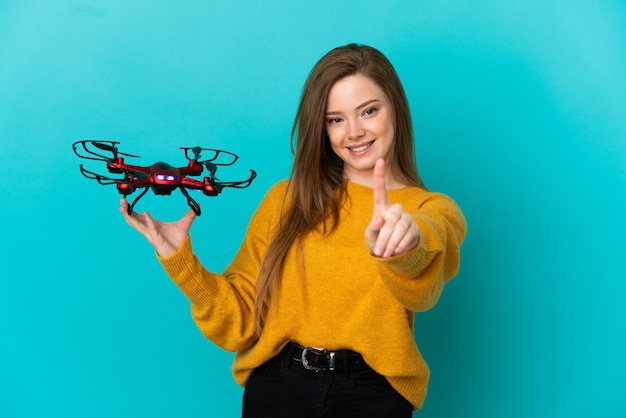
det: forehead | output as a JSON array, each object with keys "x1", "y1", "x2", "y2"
[{"x1": 326, "y1": 74, "x2": 388, "y2": 109}]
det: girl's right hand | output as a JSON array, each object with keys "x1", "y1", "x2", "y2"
[{"x1": 119, "y1": 198, "x2": 197, "y2": 258}]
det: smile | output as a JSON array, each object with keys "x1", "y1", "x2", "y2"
[{"x1": 348, "y1": 140, "x2": 375, "y2": 153}]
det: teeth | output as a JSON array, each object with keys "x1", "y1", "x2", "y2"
[{"x1": 349, "y1": 141, "x2": 373, "y2": 152}]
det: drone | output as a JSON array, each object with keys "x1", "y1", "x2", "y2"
[{"x1": 73, "y1": 140, "x2": 256, "y2": 215}]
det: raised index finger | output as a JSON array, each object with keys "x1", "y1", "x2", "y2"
[{"x1": 373, "y1": 158, "x2": 389, "y2": 214}]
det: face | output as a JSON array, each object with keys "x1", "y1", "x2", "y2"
[{"x1": 325, "y1": 74, "x2": 395, "y2": 187}]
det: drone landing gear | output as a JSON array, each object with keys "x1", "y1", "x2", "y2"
[
  {"x1": 125, "y1": 187, "x2": 202, "y2": 216},
  {"x1": 179, "y1": 187, "x2": 201, "y2": 216},
  {"x1": 126, "y1": 188, "x2": 150, "y2": 215}
]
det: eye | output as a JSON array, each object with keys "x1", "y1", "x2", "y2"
[
  {"x1": 363, "y1": 107, "x2": 378, "y2": 117},
  {"x1": 326, "y1": 117, "x2": 343, "y2": 125}
]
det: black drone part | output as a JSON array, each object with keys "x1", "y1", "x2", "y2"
[
  {"x1": 180, "y1": 147, "x2": 239, "y2": 166},
  {"x1": 72, "y1": 140, "x2": 139, "y2": 162}
]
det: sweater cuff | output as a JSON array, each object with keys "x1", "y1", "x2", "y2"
[
  {"x1": 157, "y1": 235, "x2": 195, "y2": 277},
  {"x1": 372, "y1": 233, "x2": 433, "y2": 278},
  {"x1": 156, "y1": 236, "x2": 218, "y2": 308}
]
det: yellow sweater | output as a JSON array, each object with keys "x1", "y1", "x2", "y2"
[{"x1": 158, "y1": 180, "x2": 466, "y2": 410}]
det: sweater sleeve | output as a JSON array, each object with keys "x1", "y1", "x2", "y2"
[
  {"x1": 373, "y1": 192, "x2": 466, "y2": 312},
  {"x1": 157, "y1": 182, "x2": 285, "y2": 352}
]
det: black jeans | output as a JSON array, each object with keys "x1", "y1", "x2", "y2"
[{"x1": 242, "y1": 346, "x2": 412, "y2": 418}]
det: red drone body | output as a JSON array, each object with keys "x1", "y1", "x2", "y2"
[{"x1": 73, "y1": 140, "x2": 256, "y2": 215}]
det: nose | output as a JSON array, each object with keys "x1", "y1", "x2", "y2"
[{"x1": 347, "y1": 120, "x2": 365, "y2": 140}]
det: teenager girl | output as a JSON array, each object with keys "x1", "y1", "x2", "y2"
[{"x1": 121, "y1": 43, "x2": 466, "y2": 417}]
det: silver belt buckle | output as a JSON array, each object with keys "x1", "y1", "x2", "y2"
[{"x1": 301, "y1": 347, "x2": 336, "y2": 371}]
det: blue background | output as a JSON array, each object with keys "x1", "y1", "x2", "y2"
[{"x1": 1, "y1": 1, "x2": 625, "y2": 417}]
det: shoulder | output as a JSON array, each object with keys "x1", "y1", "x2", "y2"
[
  {"x1": 391, "y1": 186, "x2": 458, "y2": 207},
  {"x1": 260, "y1": 180, "x2": 289, "y2": 207},
  {"x1": 265, "y1": 179, "x2": 289, "y2": 198},
  {"x1": 392, "y1": 187, "x2": 465, "y2": 226},
  {"x1": 385, "y1": 185, "x2": 435, "y2": 206},
  {"x1": 243, "y1": 180, "x2": 290, "y2": 238},
  {"x1": 252, "y1": 180, "x2": 289, "y2": 218},
  {"x1": 411, "y1": 189, "x2": 467, "y2": 239}
]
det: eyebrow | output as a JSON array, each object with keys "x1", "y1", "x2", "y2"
[{"x1": 325, "y1": 99, "x2": 382, "y2": 116}]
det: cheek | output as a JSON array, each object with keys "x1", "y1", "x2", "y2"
[
  {"x1": 379, "y1": 116, "x2": 395, "y2": 137},
  {"x1": 326, "y1": 129, "x2": 343, "y2": 151}
]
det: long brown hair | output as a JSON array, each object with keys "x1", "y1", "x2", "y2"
[{"x1": 253, "y1": 44, "x2": 426, "y2": 335}]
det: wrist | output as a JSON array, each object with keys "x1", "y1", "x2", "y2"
[{"x1": 155, "y1": 242, "x2": 178, "y2": 258}]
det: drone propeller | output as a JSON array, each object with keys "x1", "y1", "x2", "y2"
[
  {"x1": 93, "y1": 141, "x2": 139, "y2": 159},
  {"x1": 79, "y1": 164, "x2": 129, "y2": 185},
  {"x1": 73, "y1": 140, "x2": 140, "y2": 162},
  {"x1": 91, "y1": 141, "x2": 117, "y2": 152},
  {"x1": 124, "y1": 168, "x2": 150, "y2": 179},
  {"x1": 191, "y1": 146, "x2": 202, "y2": 161},
  {"x1": 181, "y1": 147, "x2": 239, "y2": 167},
  {"x1": 79, "y1": 164, "x2": 151, "y2": 186}
]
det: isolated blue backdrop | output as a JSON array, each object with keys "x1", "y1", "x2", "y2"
[{"x1": 1, "y1": 1, "x2": 625, "y2": 417}]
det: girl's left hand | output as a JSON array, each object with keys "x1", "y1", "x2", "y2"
[
  {"x1": 120, "y1": 198, "x2": 196, "y2": 258},
  {"x1": 365, "y1": 159, "x2": 420, "y2": 258}
]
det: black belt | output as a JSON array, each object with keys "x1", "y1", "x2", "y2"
[{"x1": 282, "y1": 342, "x2": 369, "y2": 371}]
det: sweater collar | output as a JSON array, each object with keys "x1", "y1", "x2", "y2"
[{"x1": 346, "y1": 181, "x2": 418, "y2": 201}]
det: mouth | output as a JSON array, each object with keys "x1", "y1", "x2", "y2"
[{"x1": 347, "y1": 140, "x2": 375, "y2": 154}]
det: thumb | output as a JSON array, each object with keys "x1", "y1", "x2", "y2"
[
  {"x1": 179, "y1": 208, "x2": 197, "y2": 232},
  {"x1": 365, "y1": 213, "x2": 384, "y2": 250}
]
